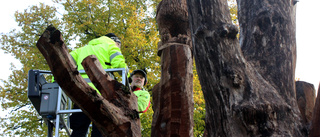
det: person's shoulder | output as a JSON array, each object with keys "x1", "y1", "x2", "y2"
[
  {"x1": 134, "y1": 89, "x2": 149, "y2": 93},
  {"x1": 70, "y1": 47, "x2": 81, "y2": 53},
  {"x1": 98, "y1": 36, "x2": 115, "y2": 43},
  {"x1": 88, "y1": 36, "x2": 115, "y2": 46},
  {"x1": 140, "y1": 89, "x2": 150, "y2": 95}
]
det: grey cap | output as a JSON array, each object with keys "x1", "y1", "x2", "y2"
[{"x1": 129, "y1": 69, "x2": 147, "y2": 86}]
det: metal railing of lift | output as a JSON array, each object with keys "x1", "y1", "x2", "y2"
[{"x1": 49, "y1": 68, "x2": 126, "y2": 137}]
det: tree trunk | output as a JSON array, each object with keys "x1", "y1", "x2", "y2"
[
  {"x1": 296, "y1": 81, "x2": 316, "y2": 128},
  {"x1": 187, "y1": 0, "x2": 304, "y2": 136},
  {"x1": 309, "y1": 83, "x2": 320, "y2": 137},
  {"x1": 36, "y1": 26, "x2": 141, "y2": 137},
  {"x1": 151, "y1": 0, "x2": 194, "y2": 136}
]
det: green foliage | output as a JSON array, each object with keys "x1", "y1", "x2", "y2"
[
  {"x1": 228, "y1": 0, "x2": 239, "y2": 38},
  {"x1": 228, "y1": 0, "x2": 238, "y2": 25},
  {"x1": 0, "y1": 3, "x2": 63, "y2": 136},
  {"x1": 193, "y1": 63, "x2": 206, "y2": 137}
]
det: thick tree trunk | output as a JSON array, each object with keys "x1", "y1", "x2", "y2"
[
  {"x1": 187, "y1": 0, "x2": 304, "y2": 136},
  {"x1": 36, "y1": 26, "x2": 141, "y2": 137},
  {"x1": 238, "y1": 0, "x2": 298, "y2": 109},
  {"x1": 151, "y1": 0, "x2": 194, "y2": 136}
]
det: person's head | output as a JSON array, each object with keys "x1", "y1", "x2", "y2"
[
  {"x1": 105, "y1": 33, "x2": 121, "y2": 48},
  {"x1": 129, "y1": 69, "x2": 147, "y2": 88}
]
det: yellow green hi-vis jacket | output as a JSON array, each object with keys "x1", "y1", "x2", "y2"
[{"x1": 70, "y1": 36, "x2": 128, "y2": 93}]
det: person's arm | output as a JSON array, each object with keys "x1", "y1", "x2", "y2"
[
  {"x1": 107, "y1": 44, "x2": 130, "y2": 77},
  {"x1": 108, "y1": 45, "x2": 127, "y2": 69}
]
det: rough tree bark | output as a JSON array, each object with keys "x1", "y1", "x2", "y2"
[
  {"x1": 187, "y1": 0, "x2": 305, "y2": 136},
  {"x1": 151, "y1": 0, "x2": 194, "y2": 136},
  {"x1": 36, "y1": 26, "x2": 141, "y2": 136}
]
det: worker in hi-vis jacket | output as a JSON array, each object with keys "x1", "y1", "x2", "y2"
[
  {"x1": 128, "y1": 69, "x2": 151, "y2": 115},
  {"x1": 69, "y1": 33, "x2": 127, "y2": 137}
]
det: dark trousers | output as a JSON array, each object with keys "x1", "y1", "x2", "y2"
[{"x1": 70, "y1": 105, "x2": 102, "y2": 137}]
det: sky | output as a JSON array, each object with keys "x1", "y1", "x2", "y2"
[
  {"x1": 295, "y1": 1, "x2": 320, "y2": 91},
  {"x1": 0, "y1": 0, "x2": 319, "y2": 105}
]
